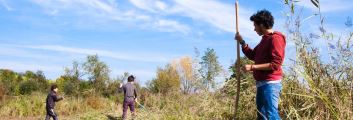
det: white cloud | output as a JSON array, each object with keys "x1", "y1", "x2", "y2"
[
  {"x1": 129, "y1": 0, "x2": 154, "y2": 12},
  {"x1": 154, "y1": 19, "x2": 191, "y2": 34},
  {"x1": 0, "y1": 43, "x2": 174, "y2": 81},
  {"x1": 0, "y1": 60, "x2": 63, "y2": 73},
  {"x1": 32, "y1": 0, "x2": 117, "y2": 14},
  {"x1": 0, "y1": 44, "x2": 177, "y2": 63},
  {"x1": 0, "y1": 44, "x2": 166, "y2": 81},
  {"x1": 0, "y1": 60, "x2": 157, "y2": 83},
  {"x1": 172, "y1": 0, "x2": 236, "y2": 32},
  {"x1": 126, "y1": 0, "x2": 191, "y2": 34},
  {"x1": 30, "y1": 0, "x2": 261, "y2": 37},
  {"x1": 129, "y1": 0, "x2": 168, "y2": 13},
  {"x1": 0, "y1": 0, "x2": 13, "y2": 11},
  {"x1": 297, "y1": 0, "x2": 353, "y2": 13},
  {"x1": 5, "y1": 44, "x2": 174, "y2": 63},
  {"x1": 170, "y1": 0, "x2": 260, "y2": 41},
  {"x1": 121, "y1": 10, "x2": 152, "y2": 21},
  {"x1": 30, "y1": 0, "x2": 190, "y2": 34},
  {"x1": 0, "y1": 46, "x2": 48, "y2": 59},
  {"x1": 155, "y1": 1, "x2": 167, "y2": 10},
  {"x1": 128, "y1": 0, "x2": 260, "y2": 40}
]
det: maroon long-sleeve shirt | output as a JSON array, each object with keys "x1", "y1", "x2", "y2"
[{"x1": 242, "y1": 31, "x2": 286, "y2": 81}]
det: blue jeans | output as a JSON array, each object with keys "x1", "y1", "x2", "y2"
[{"x1": 256, "y1": 83, "x2": 282, "y2": 120}]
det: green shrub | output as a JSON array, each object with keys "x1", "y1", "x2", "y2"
[{"x1": 19, "y1": 81, "x2": 39, "y2": 95}]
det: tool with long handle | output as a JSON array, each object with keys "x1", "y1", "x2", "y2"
[{"x1": 234, "y1": 0, "x2": 241, "y2": 119}]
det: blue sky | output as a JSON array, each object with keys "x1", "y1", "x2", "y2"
[{"x1": 0, "y1": 0, "x2": 352, "y2": 85}]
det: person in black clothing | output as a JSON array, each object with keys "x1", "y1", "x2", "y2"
[
  {"x1": 45, "y1": 84, "x2": 63, "y2": 120},
  {"x1": 120, "y1": 75, "x2": 138, "y2": 119}
]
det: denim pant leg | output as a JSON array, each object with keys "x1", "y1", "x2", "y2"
[
  {"x1": 264, "y1": 83, "x2": 281, "y2": 120},
  {"x1": 257, "y1": 86, "x2": 266, "y2": 120},
  {"x1": 256, "y1": 83, "x2": 282, "y2": 120}
]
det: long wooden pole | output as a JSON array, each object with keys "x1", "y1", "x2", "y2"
[{"x1": 234, "y1": 0, "x2": 241, "y2": 119}]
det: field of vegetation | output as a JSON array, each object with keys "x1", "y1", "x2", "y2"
[{"x1": 1, "y1": 1, "x2": 353, "y2": 120}]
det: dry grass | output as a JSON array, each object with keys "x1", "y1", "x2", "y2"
[{"x1": 0, "y1": 82, "x2": 352, "y2": 120}]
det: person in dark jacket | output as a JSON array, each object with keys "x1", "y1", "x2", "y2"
[
  {"x1": 235, "y1": 9, "x2": 286, "y2": 120},
  {"x1": 120, "y1": 75, "x2": 138, "y2": 119},
  {"x1": 45, "y1": 84, "x2": 63, "y2": 120}
]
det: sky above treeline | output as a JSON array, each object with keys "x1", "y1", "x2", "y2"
[{"x1": 0, "y1": 0, "x2": 352, "y2": 85}]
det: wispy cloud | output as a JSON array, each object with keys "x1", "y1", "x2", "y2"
[
  {"x1": 4, "y1": 44, "x2": 175, "y2": 63},
  {"x1": 31, "y1": 0, "x2": 117, "y2": 15},
  {"x1": 30, "y1": 0, "x2": 261, "y2": 37},
  {"x1": 128, "y1": 0, "x2": 260, "y2": 40},
  {"x1": 0, "y1": 0, "x2": 13, "y2": 11},
  {"x1": 30, "y1": 0, "x2": 191, "y2": 34},
  {"x1": 129, "y1": 0, "x2": 167, "y2": 13},
  {"x1": 153, "y1": 19, "x2": 191, "y2": 34},
  {"x1": 171, "y1": 0, "x2": 260, "y2": 41},
  {"x1": 0, "y1": 60, "x2": 63, "y2": 73},
  {"x1": 0, "y1": 44, "x2": 168, "y2": 80},
  {"x1": 172, "y1": 0, "x2": 241, "y2": 32},
  {"x1": 0, "y1": 43, "x2": 175, "y2": 80},
  {"x1": 0, "y1": 46, "x2": 49, "y2": 60}
]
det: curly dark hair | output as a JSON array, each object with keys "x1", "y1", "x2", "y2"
[
  {"x1": 250, "y1": 9, "x2": 274, "y2": 29},
  {"x1": 128, "y1": 75, "x2": 135, "y2": 82}
]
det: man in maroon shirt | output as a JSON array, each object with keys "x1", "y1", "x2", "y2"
[{"x1": 235, "y1": 9, "x2": 286, "y2": 120}]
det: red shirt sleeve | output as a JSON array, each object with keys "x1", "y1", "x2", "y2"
[
  {"x1": 269, "y1": 34, "x2": 286, "y2": 71},
  {"x1": 242, "y1": 44, "x2": 255, "y2": 61}
]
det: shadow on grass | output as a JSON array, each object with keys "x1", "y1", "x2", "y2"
[{"x1": 106, "y1": 115, "x2": 120, "y2": 120}]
